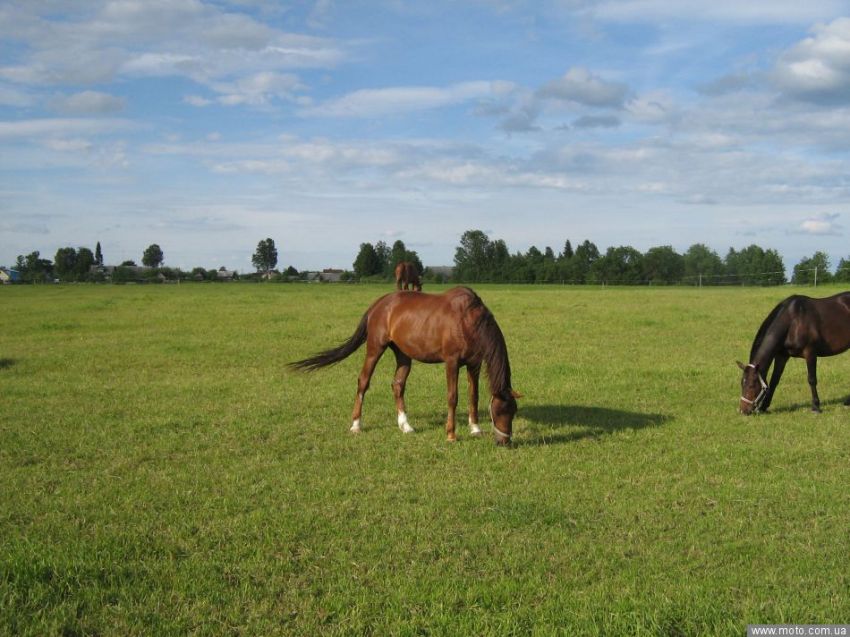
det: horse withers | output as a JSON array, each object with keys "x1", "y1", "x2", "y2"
[
  {"x1": 289, "y1": 287, "x2": 520, "y2": 444},
  {"x1": 394, "y1": 261, "x2": 422, "y2": 291},
  {"x1": 738, "y1": 292, "x2": 850, "y2": 414}
]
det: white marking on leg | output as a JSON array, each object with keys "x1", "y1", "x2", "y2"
[
  {"x1": 350, "y1": 419, "x2": 361, "y2": 433},
  {"x1": 398, "y1": 412, "x2": 414, "y2": 433},
  {"x1": 469, "y1": 417, "x2": 482, "y2": 436}
]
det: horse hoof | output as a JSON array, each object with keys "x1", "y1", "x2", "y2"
[
  {"x1": 469, "y1": 424, "x2": 482, "y2": 436},
  {"x1": 350, "y1": 426, "x2": 361, "y2": 434},
  {"x1": 446, "y1": 434, "x2": 457, "y2": 442},
  {"x1": 812, "y1": 408, "x2": 822, "y2": 414},
  {"x1": 397, "y1": 413, "x2": 414, "y2": 433}
]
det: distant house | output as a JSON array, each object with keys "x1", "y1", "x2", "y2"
[
  {"x1": 0, "y1": 268, "x2": 21, "y2": 283},
  {"x1": 428, "y1": 266, "x2": 454, "y2": 281},
  {"x1": 91, "y1": 264, "x2": 152, "y2": 276},
  {"x1": 320, "y1": 269, "x2": 344, "y2": 283},
  {"x1": 217, "y1": 267, "x2": 237, "y2": 281}
]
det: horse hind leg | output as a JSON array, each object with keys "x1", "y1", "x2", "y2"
[
  {"x1": 805, "y1": 352, "x2": 821, "y2": 413},
  {"x1": 391, "y1": 346, "x2": 414, "y2": 433},
  {"x1": 350, "y1": 343, "x2": 387, "y2": 432},
  {"x1": 445, "y1": 359, "x2": 460, "y2": 442},
  {"x1": 466, "y1": 364, "x2": 482, "y2": 436}
]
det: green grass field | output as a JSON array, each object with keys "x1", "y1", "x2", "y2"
[{"x1": 2, "y1": 283, "x2": 850, "y2": 636}]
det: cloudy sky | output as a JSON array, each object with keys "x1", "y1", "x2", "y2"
[{"x1": 3, "y1": 1, "x2": 850, "y2": 272}]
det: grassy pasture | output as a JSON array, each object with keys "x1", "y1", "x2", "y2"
[{"x1": 2, "y1": 282, "x2": 850, "y2": 636}]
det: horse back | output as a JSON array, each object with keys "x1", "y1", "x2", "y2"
[
  {"x1": 788, "y1": 293, "x2": 850, "y2": 356},
  {"x1": 371, "y1": 287, "x2": 482, "y2": 362}
]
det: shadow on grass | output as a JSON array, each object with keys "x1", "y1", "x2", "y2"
[
  {"x1": 765, "y1": 397, "x2": 848, "y2": 415},
  {"x1": 520, "y1": 404, "x2": 671, "y2": 445},
  {"x1": 0, "y1": 358, "x2": 15, "y2": 370}
]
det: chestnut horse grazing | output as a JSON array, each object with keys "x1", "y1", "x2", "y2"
[
  {"x1": 738, "y1": 292, "x2": 850, "y2": 414},
  {"x1": 289, "y1": 287, "x2": 519, "y2": 444},
  {"x1": 394, "y1": 261, "x2": 422, "y2": 291}
]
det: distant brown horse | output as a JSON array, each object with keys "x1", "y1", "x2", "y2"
[
  {"x1": 394, "y1": 261, "x2": 422, "y2": 291},
  {"x1": 290, "y1": 287, "x2": 519, "y2": 444},
  {"x1": 739, "y1": 292, "x2": 850, "y2": 414}
]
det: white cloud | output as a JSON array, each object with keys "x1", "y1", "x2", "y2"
[
  {"x1": 537, "y1": 67, "x2": 629, "y2": 108},
  {"x1": 184, "y1": 95, "x2": 213, "y2": 107},
  {"x1": 49, "y1": 90, "x2": 126, "y2": 114},
  {"x1": 798, "y1": 213, "x2": 843, "y2": 235},
  {"x1": 0, "y1": 1, "x2": 347, "y2": 101},
  {"x1": 0, "y1": 83, "x2": 35, "y2": 107},
  {"x1": 774, "y1": 17, "x2": 850, "y2": 103},
  {"x1": 43, "y1": 138, "x2": 94, "y2": 152},
  {"x1": 302, "y1": 81, "x2": 503, "y2": 118},
  {"x1": 591, "y1": 0, "x2": 846, "y2": 24},
  {"x1": 209, "y1": 71, "x2": 304, "y2": 106},
  {"x1": 0, "y1": 118, "x2": 132, "y2": 139}
]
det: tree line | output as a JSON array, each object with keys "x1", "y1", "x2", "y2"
[
  {"x1": 6, "y1": 232, "x2": 850, "y2": 286},
  {"x1": 451, "y1": 230, "x2": 850, "y2": 286}
]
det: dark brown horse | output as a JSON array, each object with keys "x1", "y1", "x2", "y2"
[
  {"x1": 738, "y1": 292, "x2": 850, "y2": 414},
  {"x1": 290, "y1": 287, "x2": 519, "y2": 444},
  {"x1": 394, "y1": 261, "x2": 422, "y2": 291}
]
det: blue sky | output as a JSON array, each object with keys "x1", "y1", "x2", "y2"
[{"x1": 3, "y1": 1, "x2": 850, "y2": 273}]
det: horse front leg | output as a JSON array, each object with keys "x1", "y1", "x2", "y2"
[
  {"x1": 444, "y1": 359, "x2": 460, "y2": 442},
  {"x1": 466, "y1": 363, "x2": 482, "y2": 436},
  {"x1": 761, "y1": 354, "x2": 788, "y2": 413},
  {"x1": 805, "y1": 352, "x2": 821, "y2": 413},
  {"x1": 350, "y1": 344, "x2": 386, "y2": 432},
  {"x1": 391, "y1": 346, "x2": 414, "y2": 433}
]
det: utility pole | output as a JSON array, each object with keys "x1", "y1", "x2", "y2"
[{"x1": 814, "y1": 265, "x2": 818, "y2": 287}]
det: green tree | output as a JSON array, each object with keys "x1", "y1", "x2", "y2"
[
  {"x1": 16, "y1": 251, "x2": 52, "y2": 283},
  {"x1": 725, "y1": 245, "x2": 785, "y2": 285},
  {"x1": 834, "y1": 257, "x2": 850, "y2": 283},
  {"x1": 454, "y1": 230, "x2": 493, "y2": 282},
  {"x1": 592, "y1": 246, "x2": 644, "y2": 284},
  {"x1": 568, "y1": 240, "x2": 599, "y2": 283},
  {"x1": 490, "y1": 239, "x2": 511, "y2": 282},
  {"x1": 683, "y1": 243, "x2": 724, "y2": 285},
  {"x1": 353, "y1": 242, "x2": 382, "y2": 278},
  {"x1": 76, "y1": 247, "x2": 95, "y2": 280},
  {"x1": 54, "y1": 247, "x2": 78, "y2": 281},
  {"x1": 374, "y1": 241, "x2": 391, "y2": 277},
  {"x1": 541, "y1": 246, "x2": 559, "y2": 283},
  {"x1": 142, "y1": 244, "x2": 164, "y2": 268},
  {"x1": 792, "y1": 251, "x2": 832, "y2": 285},
  {"x1": 95, "y1": 241, "x2": 103, "y2": 266},
  {"x1": 390, "y1": 240, "x2": 408, "y2": 269},
  {"x1": 252, "y1": 238, "x2": 278, "y2": 277},
  {"x1": 643, "y1": 245, "x2": 684, "y2": 284}
]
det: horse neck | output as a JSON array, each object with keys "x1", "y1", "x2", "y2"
[
  {"x1": 481, "y1": 319, "x2": 512, "y2": 397},
  {"x1": 750, "y1": 312, "x2": 789, "y2": 371}
]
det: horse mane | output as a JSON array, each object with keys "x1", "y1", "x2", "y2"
[
  {"x1": 465, "y1": 289, "x2": 512, "y2": 397},
  {"x1": 749, "y1": 296, "x2": 794, "y2": 361}
]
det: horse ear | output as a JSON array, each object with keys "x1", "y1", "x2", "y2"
[{"x1": 736, "y1": 360, "x2": 746, "y2": 370}]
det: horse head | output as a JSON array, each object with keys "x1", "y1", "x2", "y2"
[
  {"x1": 490, "y1": 389, "x2": 521, "y2": 445},
  {"x1": 737, "y1": 360, "x2": 767, "y2": 415}
]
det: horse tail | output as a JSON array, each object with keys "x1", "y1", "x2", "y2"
[{"x1": 289, "y1": 312, "x2": 369, "y2": 372}]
